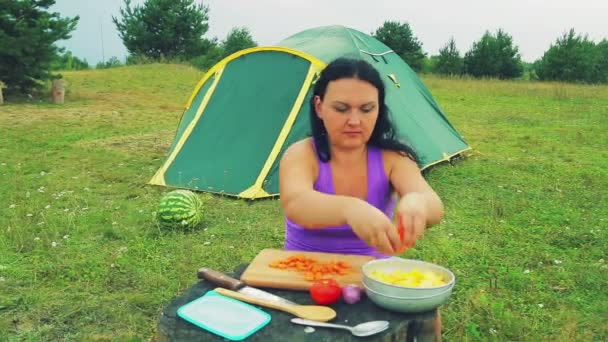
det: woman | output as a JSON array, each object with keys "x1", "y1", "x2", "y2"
[{"x1": 279, "y1": 57, "x2": 444, "y2": 258}]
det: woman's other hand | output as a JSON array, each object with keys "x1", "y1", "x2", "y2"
[
  {"x1": 343, "y1": 198, "x2": 402, "y2": 255},
  {"x1": 395, "y1": 192, "x2": 428, "y2": 248}
]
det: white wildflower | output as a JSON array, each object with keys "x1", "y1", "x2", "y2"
[
  {"x1": 229, "y1": 246, "x2": 235, "y2": 249},
  {"x1": 34, "y1": 237, "x2": 40, "y2": 241},
  {"x1": 523, "y1": 269, "x2": 530, "y2": 274},
  {"x1": 0, "y1": 163, "x2": 5, "y2": 166},
  {"x1": 82, "y1": 207, "x2": 89, "y2": 211},
  {"x1": 203, "y1": 241, "x2": 211, "y2": 245},
  {"x1": 448, "y1": 233, "x2": 454, "y2": 237},
  {"x1": 40, "y1": 171, "x2": 46, "y2": 176},
  {"x1": 26, "y1": 213, "x2": 33, "y2": 217},
  {"x1": 72, "y1": 176, "x2": 79, "y2": 179},
  {"x1": 554, "y1": 260, "x2": 562, "y2": 265},
  {"x1": 37, "y1": 187, "x2": 45, "y2": 193},
  {"x1": 37, "y1": 222, "x2": 44, "y2": 226},
  {"x1": 138, "y1": 209, "x2": 143, "y2": 213},
  {"x1": 63, "y1": 235, "x2": 69, "y2": 239},
  {"x1": 110, "y1": 263, "x2": 116, "y2": 268},
  {"x1": 0, "y1": 277, "x2": 5, "y2": 282},
  {"x1": 9, "y1": 204, "x2": 16, "y2": 209},
  {"x1": 516, "y1": 190, "x2": 522, "y2": 193},
  {"x1": 45, "y1": 205, "x2": 51, "y2": 209},
  {"x1": 0, "y1": 265, "x2": 7, "y2": 270},
  {"x1": 84, "y1": 187, "x2": 90, "y2": 191},
  {"x1": 599, "y1": 259, "x2": 604, "y2": 263},
  {"x1": 112, "y1": 221, "x2": 118, "y2": 225},
  {"x1": 51, "y1": 241, "x2": 57, "y2": 247},
  {"x1": 490, "y1": 328, "x2": 497, "y2": 335},
  {"x1": 63, "y1": 209, "x2": 69, "y2": 212},
  {"x1": 537, "y1": 304, "x2": 544, "y2": 308}
]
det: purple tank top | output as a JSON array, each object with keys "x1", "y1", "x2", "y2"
[{"x1": 283, "y1": 144, "x2": 396, "y2": 259}]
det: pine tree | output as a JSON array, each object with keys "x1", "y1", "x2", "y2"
[
  {"x1": 221, "y1": 27, "x2": 257, "y2": 59},
  {"x1": 435, "y1": 37, "x2": 463, "y2": 76},
  {"x1": 373, "y1": 21, "x2": 426, "y2": 72},
  {"x1": 0, "y1": 0, "x2": 78, "y2": 96},
  {"x1": 463, "y1": 29, "x2": 523, "y2": 79},
  {"x1": 112, "y1": 0, "x2": 211, "y2": 60}
]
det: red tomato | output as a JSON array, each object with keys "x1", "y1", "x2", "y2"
[{"x1": 309, "y1": 279, "x2": 341, "y2": 305}]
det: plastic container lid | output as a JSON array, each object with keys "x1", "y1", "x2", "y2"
[{"x1": 177, "y1": 290, "x2": 271, "y2": 341}]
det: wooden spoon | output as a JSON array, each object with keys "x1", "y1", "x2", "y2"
[{"x1": 213, "y1": 287, "x2": 337, "y2": 322}]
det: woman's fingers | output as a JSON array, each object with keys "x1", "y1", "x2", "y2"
[
  {"x1": 413, "y1": 215, "x2": 425, "y2": 239},
  {"x1": 386, "y1": 225, "x2": 402, "y2": 253},
  {"x1": 375, "y1": 232, "x2": 395, "y2": 255},
  {"x1": 401, "y1": 214, "x2": 416, "y2": 246}
]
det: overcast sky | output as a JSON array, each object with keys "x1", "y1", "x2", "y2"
[{"x1": 50, "y1": 0, "x2": 607, "y2": 65}]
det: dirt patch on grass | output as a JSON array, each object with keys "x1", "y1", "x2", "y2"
[{"x1": 76, "y1": 129, "x2": 175, "y2": 156}]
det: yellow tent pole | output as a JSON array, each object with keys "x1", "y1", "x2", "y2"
[
  {"x1": 149, "y1": 66, "x2": 226, "y2": 186},
  {"x1": 238, "y1": 61, "x2": 325, "y2": 199}
]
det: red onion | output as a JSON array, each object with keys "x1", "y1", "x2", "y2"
[{"x1": 341, "y1": 284, "x2": 364, "y2": 304}]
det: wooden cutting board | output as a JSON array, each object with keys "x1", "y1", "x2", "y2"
[{"x1": 240, "y1": 248, "x2": 375, "y2": 291}]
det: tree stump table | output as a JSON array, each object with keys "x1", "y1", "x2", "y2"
[{"x1": 155, "y1": 264, "x2": 439, "y2": 341}]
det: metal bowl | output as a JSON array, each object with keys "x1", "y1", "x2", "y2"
[
  {"x1": 363, "y1": 281, "x2": 454, "y2": 313},
  {"x1": 361, "y1": 257, "x2": 456, "y2": 313}
]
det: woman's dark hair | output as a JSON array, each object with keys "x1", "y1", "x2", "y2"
[{"x1": 310, "y1": 57, "x2": 418, "y2": 164}]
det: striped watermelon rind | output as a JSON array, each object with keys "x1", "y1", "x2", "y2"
[{"x1": 156, "y1": 189, "x2": 203, "y2": 229}]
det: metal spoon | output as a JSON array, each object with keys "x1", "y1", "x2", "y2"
[{"x1": 291, "y1": 318, "x2": 389, "y2": 337}]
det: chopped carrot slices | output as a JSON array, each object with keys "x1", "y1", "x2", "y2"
[{"x1": 268, "y1": 255, "x2": 352, "y2": 281}]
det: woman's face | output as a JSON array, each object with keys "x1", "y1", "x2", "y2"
[{"x1": 314, "y1": 78, "x2": 379, "y2": 150}]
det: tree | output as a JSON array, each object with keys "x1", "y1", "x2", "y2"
[
  {"x1": 112, "y1": 0, "x2": 211, "y2": 60},
  {"x1": 435, "y1": 37, "x2": 463, "y2": 76},
  {"x1": 51, "y1": 50, "x2": 90, "y2": 71},
  {"x1": 0, "y1": 0, "x2": 78, "y2": 95},
  {"x1": 463, "y1": 29, "x2": 523, "y2": 79},
  {"x1": 189, "y1": 38, "x2": 223, "y2": 71},
  {"x1": 534, "y1": 29, "x2": 604, "y2": 84},
  {"x1": 221, "y1": 27, "x2": 257, "y2": 58},
  {"x1": 595, "y1": 39, "x2": 608, "y2": 83},
  {"x1": 373, "y1": 21, "x2": 426, "y2": 72}
]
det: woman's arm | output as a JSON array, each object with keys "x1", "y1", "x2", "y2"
[
  {"x1": 386, "y1": 151, "x2": 445, "y2": 226},
  {"x1": 279, "y1": 139, "x2": 358, "y2": 229}
]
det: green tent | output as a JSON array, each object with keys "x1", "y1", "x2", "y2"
[{"x1": 150, "y1": 25, "x2": 470, "y2": 199}]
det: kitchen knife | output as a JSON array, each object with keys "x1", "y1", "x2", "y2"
[{"x1": 197, "y1": 267, "x2": 298, "y2": 306}]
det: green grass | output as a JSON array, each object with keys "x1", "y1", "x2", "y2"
[{"x1": 1, "y1": 64, "x2": 607, "y2": 341}]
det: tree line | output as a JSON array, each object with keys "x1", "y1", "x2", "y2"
[
  {"x1": 1, "y1": 0, "x2": 606, "y2": 98},
  {"x1": 377, "y1": 21, "x2": 608, "y2": 84}
]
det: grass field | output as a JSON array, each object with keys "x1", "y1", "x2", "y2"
[{"x1": 1, "y1": 64, "x2": 607, "y2": 341}]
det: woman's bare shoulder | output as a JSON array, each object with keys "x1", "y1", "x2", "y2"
[
  {"x1": 283, "y1": 138, "x2": 315, "y2": 160},
  {"x1": 381, "y1": 149, "x2": 419, "y2": 176},
  {"x1": 279, "y1": 137, "x2": 319, "y2": 191}
]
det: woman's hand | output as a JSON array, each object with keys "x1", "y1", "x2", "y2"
[
  {"x1": 343, "y1": 198, "x2": 402, "y2": 255},
  {"x1": 395, "y1": 192, "x2": 429, "y2": 249}
]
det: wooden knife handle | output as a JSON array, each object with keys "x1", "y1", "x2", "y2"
[{"x1": 197, "y1": 267, "x2": 245, "y2": 290}]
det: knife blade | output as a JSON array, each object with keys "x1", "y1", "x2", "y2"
[{"x1": 197, "y1": 267, "x2": 298, "y2": 306}]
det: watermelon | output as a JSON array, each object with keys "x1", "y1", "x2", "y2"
[{"x1": 156, "y1": 189, "x2": 204, "y2": 229}]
